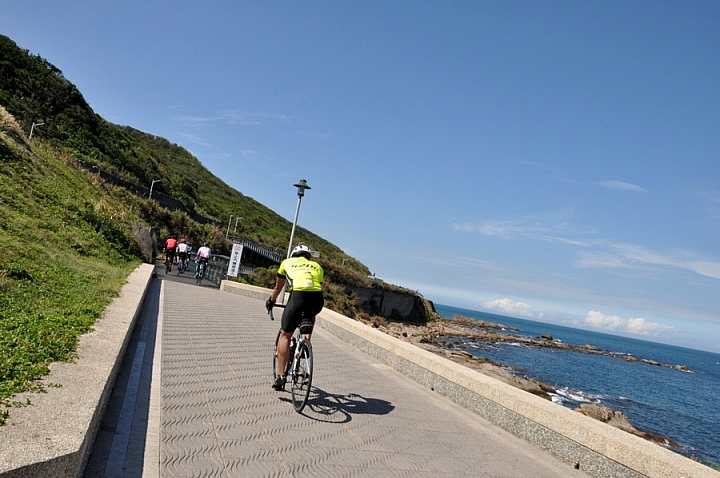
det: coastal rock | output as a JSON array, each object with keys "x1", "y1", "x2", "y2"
[
  {"x1": 356, "y1": 314, "x2": 691, "y2": 448},
  {"x1": 540, "y1": 333, "x2": 553, "y2": 340},
  {"x1": 578, "y1": 344, "x2": 600, "y2": 351},
  {"x1": 575, "y1": 404, "x2": 680, "y2": 449},
  {"x1": 451, "y1": 314, "x2": 519, "y2": 331},
  {"x1": 416, "y1": 342, "x2": 556, "y2": 400}
]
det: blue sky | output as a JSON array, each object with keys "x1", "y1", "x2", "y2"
[{"x1": 3, "y1": 2, "x2": 719, "y2": 352}]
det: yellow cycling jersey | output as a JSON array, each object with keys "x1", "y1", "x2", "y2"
[{"x1": 277, "y1": 256, "x2": 324, "y2": 292}]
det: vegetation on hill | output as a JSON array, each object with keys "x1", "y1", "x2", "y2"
[
  {"x1": 0, "y1": 106, "x2": 139, "y2": 421},
  {"x1": 0, "y1": 34, "x2": 370, "y2": 274}
]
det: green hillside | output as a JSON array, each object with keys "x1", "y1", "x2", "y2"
[
  {"x1": 0, "y1": 105, "x2": 141, "y2": 414},
  {"x1": 0, "y1": 34, "x2": 369, "y2": 276}
]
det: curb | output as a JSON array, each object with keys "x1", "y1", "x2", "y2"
[
  {"x1": 221, "y1": 280, "x2": 719, "y2": 478},
  {"x1": 0, "y1": 263, "x2": 155, "y2": 478}
]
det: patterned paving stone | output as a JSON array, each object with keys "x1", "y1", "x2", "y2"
[{"x1": 86, "y1": 269, "x2": 587, "y2": 477}]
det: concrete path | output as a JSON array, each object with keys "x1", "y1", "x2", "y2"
[{"x1": 85, "y1": 264, "x2": 587, "y2": 477}]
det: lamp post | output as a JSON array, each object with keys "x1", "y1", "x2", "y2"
[
  {"x1": 234, "y1": 217, "x2": 243, "y2": 234},
  {"x1": 277, "y1": 179, "x2": 311, "y2": 305},
  {"x1": 148, "y1": 179, "x2": 161, "y2": 199},
  {"x1": 28, "y1": 122, "x2": 45, "y2": 140},
  {"x1": 226, "y1": 215, "x2": 234, "y2": 238},
  {"x1": 286, "y1": 179, "x2": 311, "y2": 258}
]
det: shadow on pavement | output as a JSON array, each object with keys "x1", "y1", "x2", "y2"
[{"x1": 296, "y1": 389, "x2": 395, "y2": 423}]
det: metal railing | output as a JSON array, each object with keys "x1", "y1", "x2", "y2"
[
  {"x1": 230, "y1": 236, "x2": 283, "y2": 263},
  {"x1": 191, "y1": 255, "x2": 254, "y2": 288}
]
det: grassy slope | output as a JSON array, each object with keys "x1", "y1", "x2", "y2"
[{"x1": 0, "y1": 108, "x2": 138, "y2": 413}]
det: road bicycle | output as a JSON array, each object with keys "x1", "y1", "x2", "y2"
[
  {"x1": 195, "y1": 259, "x2": 206, "y2": 285},
  {"x1": 164, "y1": 254, "x2": 173, "y2": 274},
  {"x1": 178, "y1": 254, "x2": 189, "y2": 275},
  {"x1": 269, "y1": 304, "x2": 314, "y2": 413}
]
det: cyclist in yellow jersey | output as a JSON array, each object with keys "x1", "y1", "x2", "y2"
[{"x1": 266, "y1": 244, "x2": 324, "y2": 390}]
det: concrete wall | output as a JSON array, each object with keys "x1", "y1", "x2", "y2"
[{"x1": 0, "y1": 264, "x2": 155, "y2": 478}]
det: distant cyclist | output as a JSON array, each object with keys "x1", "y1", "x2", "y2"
[
  {"x1": 266, "y1": 244, "x2": 324, "y2": 391},
  {"x1": 177, "y1": 238, "x2": 191, "y2": 273},
  {"x1": 195, "y1": 242, "x2": 212, "y2": 278},
  {"x1": 164, "y1": 235, "x2": 178, "y2": 268}
]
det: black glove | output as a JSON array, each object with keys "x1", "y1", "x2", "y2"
[{"x1": 265, "y1": 298, "x2": 275, "y2": 312}]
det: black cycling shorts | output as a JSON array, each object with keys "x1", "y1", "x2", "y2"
[{"x1": 281, "y1": 291, "x2": 324, "y2": 334}]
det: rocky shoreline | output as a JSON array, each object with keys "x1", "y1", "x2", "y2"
[{"x1": 363, "y1": 313, "x2": 683, "y2": 449}]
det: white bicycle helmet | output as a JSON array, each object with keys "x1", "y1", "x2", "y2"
[{"x1": 290, "y1": 244, "x2": 312, "y2": 258}]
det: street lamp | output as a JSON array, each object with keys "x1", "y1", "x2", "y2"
[
  {"x1": 234, "y1": 216, "x2": 243, "y2": 234},
  {"x1": 28, "y1": 122, "x2": 45, "y2": 140},
  {"x1": 286, "y1": 179, "x2": 311, "y2": 258},
  {"x1": 277, "y1": 179, "x2": 311, "y2": 304},
  {"x1": 226, "y1": 215, "x2": 234, "y2": 238},
  {"x1": 148, "y1": 179, "x2": 161, "y2": 199}
]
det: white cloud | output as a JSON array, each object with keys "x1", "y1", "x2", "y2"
[
  {"x1": 584, "y1": 311, "x2": 674, "y2": 337},
  {"x1": 452, "y1": 222, "x2": 483, "y2": 233},
  {"x1": 172, "y1": 110, "x2": 289, "y2": 127},
  {"x1": 579, "y1": 243, "x2": 720, "y2": 280},
  {"x1": 483, "y1": 298, "x2": 544, "y2": 320},
  {"x1": 454, "y1": 216, "x2": 592, "y2": 247},
  {"x1": 177, "y1": 132, "x2": 212, "y2": 147},
  {"x1": 598, "y1": 180, "x2": 648, "y2": 193},
  {"x1": 626, "y1": 317, "x2": 674, "y2": 335},
  {"x1": 585, "y1": 311, "x2": 624, "y2": 330}
]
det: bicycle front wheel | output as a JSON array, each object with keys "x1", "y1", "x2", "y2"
[{"x1": 290, "y1": 340, "x2": 313, "y2": 413}]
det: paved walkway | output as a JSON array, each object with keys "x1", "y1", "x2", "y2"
[{"x1": 85, "y1": 264, "x2": 587, "y2": 477}]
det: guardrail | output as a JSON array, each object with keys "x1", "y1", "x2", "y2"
[{"x1": 191, "y1": 256, "x2": 254, "y2": 288}]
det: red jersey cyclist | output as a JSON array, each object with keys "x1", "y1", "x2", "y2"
[{"x1": 164, "y1": 236, "x2": 178, "y2": 268}]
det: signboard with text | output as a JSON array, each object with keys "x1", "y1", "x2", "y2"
[{"x1": 227, "y1": 244, "x2": 244, "y2": 277}]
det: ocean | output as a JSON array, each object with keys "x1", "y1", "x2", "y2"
[{"x1": 434, "y1": 303, "x2": 720, "y2": 468}]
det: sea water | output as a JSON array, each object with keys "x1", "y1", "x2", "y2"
[{"x1": 435, "y1": 304, "x2": 720, "y2": 467}]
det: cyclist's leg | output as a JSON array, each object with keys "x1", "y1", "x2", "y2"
[
  {"x1": 273, "y1": 299, "x2": 302, "y2": 389},
  {"x1": 273, "y1": 329, "x2": 293, "y2": 390},
  {"x1": 276, "y1": 330, "x2": 292, "y2": 376}
]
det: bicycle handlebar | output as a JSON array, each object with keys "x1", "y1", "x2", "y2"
[{"x1": 268, "y1": 303, "x2": 286, "y2": 321}]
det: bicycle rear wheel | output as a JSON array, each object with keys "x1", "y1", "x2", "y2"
[
  {"x1": 195, "y1": 264, "x2": 204, "y2": 285},
  {"x1": 290, "y1": 340, "x2": 313, "y2": 413}
]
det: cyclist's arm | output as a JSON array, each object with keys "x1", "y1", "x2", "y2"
[{"x1": 269, "y1": 274, "x2": 286, "y2": 302}]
